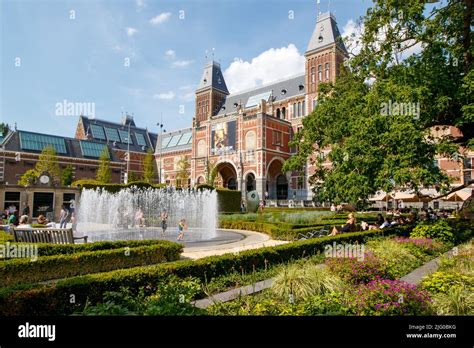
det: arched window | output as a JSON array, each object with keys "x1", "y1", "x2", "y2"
[
  {"x1": 325, "y1": 63, "x2": 330, "y2": 80},
  {"x1": 197, "y1": 139, "x2": 206, "y2": 157},
  {"x1": 245, "y1": 131, "x2": 256, "y2": 150},
  {"x1": 282, "y1": 107, "x2": 286, "y2": 119},
  {"x1": 293, "y1": 103, "x2": 297, "y2": 119},
  {"x1": 313, "y1": 99, "x2": 318, "y2": 111},
  {"x1": 318, "y1": 65, "x2": 322, "y2": 81},
  {"x1": 297, "y1": 102, "x2": 301, "y2": 117},
  {"x1": 276, "y1": 108, "x2": 281, "y2": 119},
  {"x1": 311, "y1": 67, "x2": 316, "y2": 83},
  {"x1": 302, "y1": 100, "x2": 306, "y2": 116}
]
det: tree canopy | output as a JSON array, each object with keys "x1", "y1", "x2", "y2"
[
  {"x1": 284, "y1": 0, "x2": 473, "y2": 205},
  {"x1": 96, "y1": 147, "x2": 112, "y2": 183}
]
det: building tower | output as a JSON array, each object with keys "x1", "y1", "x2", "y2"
[
  {"x1": 304, "y1": 12, "x2": 348, "y2": 114},
  {"x1": 195, "y1": 61, "x2": 229, "y2": 124}
]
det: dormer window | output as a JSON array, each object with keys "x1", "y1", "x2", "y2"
[
  {"x1": 318, "y1": 35, "x2": 323, "y2": 43},
  {"x1": 298, "y1": 84, "x2": 304, "y2": 91},
  {"x1": 233, "y1": 102, "x2": 238, "y2": 108},
  {"x1": 203, "y1": 78, "x2": 207, "y2": 84},
  {"x1": 281, "y1": 89, "x2": 287, "y2": 95}
]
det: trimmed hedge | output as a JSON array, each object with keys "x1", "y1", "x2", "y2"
[
  {"x1": 0, "y1": 226, "x2": 412, "y2": 315},
  {"x1": 217, "y1": 188, "x2": 241, "y2": 213},
  {"x1": 0, "y1": 241, "x2": 182, "y2": 287},
  {"x1": 72, "y1": 180, "x2": 166, "y2": 193},
  {"x1": 0, "y1": 239, "x2": 177, "y2": 259}
]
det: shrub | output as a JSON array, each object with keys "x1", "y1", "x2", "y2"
[
  {"x1": 0, "y1": 227, "x2": 411, "y2": 315},
  {"x1": 420, "y1": 271, "x2": 472, "y2": 294},
  {"x1": 302, "y1": 292, "x2": 350, "y2": 315},
  {"x1": 431, "y1": 285, "x2": 474, "y2": 315},
  {"x1": 0, "y1": 242, "x2": 182, "y2": 287},
  {"x1": 367, "y1": 238, "x2": 423, "y2": 278},
  {"x1": 1, "y1": 239, "x2": 178, "y2": 259},
  {"x1": 217, "y1": 189, "x2": 241, "y2": 213},
  {"x1": 325, "y1": 252, "x2": 391, "y2": 284},
  {"x1": 349, "y1": 279, "x2": 433, "y2": 315},
  {"x1": 271, "y1": 264, "x2": 346, "y2": 300},
  {"x1": 0, "y1": 231, "x2": 13, "y2": 243},
  {"x1": 393, "y1": 237, "x2": 445, "y2": 254},
  {"x1": 410, "y1": 220, "x2": 455, "y2": 243}
]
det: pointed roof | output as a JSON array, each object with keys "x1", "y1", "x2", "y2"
[
  {"x1": 306, "y1": 12, "x2": 348, "y2": 55},
  {"x1": 196, "y1": 60, "x2": 229, "y2": 94}
]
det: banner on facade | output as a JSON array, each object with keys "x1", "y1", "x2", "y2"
[{"x1": 211, "y1": 120, "x2": 236, "y2": 155}]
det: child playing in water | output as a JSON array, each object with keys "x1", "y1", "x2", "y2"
[{"x1": 177, "y1": 218, "x2": 187, "y2": 241}]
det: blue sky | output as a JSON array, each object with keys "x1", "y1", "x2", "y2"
[{"x1": 0, "y1": 0, "x2": 372, "y2": 137}]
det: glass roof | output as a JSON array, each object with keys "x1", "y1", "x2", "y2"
[
  {"x1": 135, "y1": 132, "x2": 147, "y2": 146},
  {"x1": 177, "y1": 132, "x2": 192, "y2": 146},
  {"x1": 19, "y1": 131, "x2": 67, "y2": 154},
  {"x1": 90, "y1": 124, "x2": 106, "y2": 140},
  {"x1": 104, "y1": 127, "x2": 121, "y2": 142},
  {"x1": 166, "y1": 134, "x2": 182, "y2": 148},
  {"x1": 80, "y1": 141, "x2": 109, "y2": 158},
  {"x1": 118, "y1": 129, "x2": 133, "y2": 144},
  {"x1": 245, "y1": 91, "x2": 272, "y2": 108}
]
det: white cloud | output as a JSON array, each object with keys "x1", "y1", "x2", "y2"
[
  {"x1": 126, "y1": 27, "x2": 138, "y2": 37},
  {"x1": 153, "y1": 91, "x2": 175, "y2": 100},
  {"x1": 165, "y1": 49, "x2": 176, "y2": 59},
  {"x1": 172, "y1": 60, "x2": 194, "y2": 68},
  {"x1": 341, "y1": 19, "x2": 364, "y2": 56},
  {"x1": 136, "y1": 0, "x2": 146, "y2": 11},
  {"x1": 223, "y1": 44, "x2": 305, "y2": 93},
  {"x1": 150, "y1": 12, "x2": 171, "y2": 26}
]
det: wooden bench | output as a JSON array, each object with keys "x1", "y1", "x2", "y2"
[{"x1": 12, "y1": 228, "x2": 88, "y2": 244}]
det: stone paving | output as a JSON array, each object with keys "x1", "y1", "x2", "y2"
[{"x1": 181, "y1": 229, "x2": 288, "y2": 260}]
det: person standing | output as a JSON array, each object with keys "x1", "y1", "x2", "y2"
[
  {"x1": 160, "y1": 209, "x2": 168, "y2": 236},
  {"x1": 22, "y1": 203, "x2": 30, "y2": 217},
  {"x1": 59, "y1": 204, "x2": 69, "y2": 228}
]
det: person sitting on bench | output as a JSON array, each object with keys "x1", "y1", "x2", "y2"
[{"x1": 329, "y1": 213, "x2": 356, "y2": 236}]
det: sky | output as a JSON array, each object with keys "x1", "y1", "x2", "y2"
[{"x1": 0, "y1": 0, "x2": 373, "y2": 137}]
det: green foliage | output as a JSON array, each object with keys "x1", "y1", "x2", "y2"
[
  {"x1": 0, "y1": 231, "x2": 13, "y2": 243},
  {"x1": 410, "y1": 220, "x2": 455, "y2": 243},
  {"x1": 421, "y1": 271, "x2": 472, "y2": 295},
  {"x1": 71, "y1": 180, "x2": 166, "y2": 193},
  {"x1": 96, "y1": 147, "x2": 111, "y2": 183},
  {"x1": 175, "y1": 156, "x2": 190, "y2": 188},
  {"x1": 271, "y1": 264, "x2": 346, "y2": 300},
  {"x1": 1, "y1": 239, "x2": 180, "y2": 259},
  {"x1": 35, "y1": 146, "x2": 61, "y2": 183},
  {"x1": 0, "y1": 227, "x2": 410, "y2": 315},
  {"x1": 216, "y1": 188, "x2": 241, "y2": 213},
  {"x1": 0, "y1": 122, "x2": 10, "y2": 137},
  {"x1": 205, "y1": 160, "x2": 218, "y2": 186},
  {"x1": 17, "y1": 169, "x2": 39, "y2": 186},
  {"x1": 348, "y1": 279, "x2": 433, "y2": 316},
  {"x1": 431, "y1": 286, "x2": 474, "y2": 315},
  {"x1": 144, "y1": 276, "x2": 202, "y2": 316},
  {"x1": 61, "y1": 165, "x2": 74, "y2": 186},
  {"x1": 143, "y1": 148, "x2": 156, "y2": 184},
  {"x1": 367, "y1": 238, "x2": 423, "y2": 278},
  {"x1": 0, "y1": 242, "x2": 182, "y2": 286}
]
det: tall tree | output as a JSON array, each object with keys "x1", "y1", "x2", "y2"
[
  {"x1": 205, "y1": 158, "x2": 218, "y2": 186},
  {"x1": 176, "y1": 156, "x2": 190, "y2": 188},
  {"x1": 96, "y1": 147, "x2": 112, "y2": 183},
  {"x1": 143, "y1": 148, "x2": 156, "y2": 183},
  {"x1": 0, "y1": 123, "x2": 10, "y2": 137},
  {"x1": 35, "y1": 145, "x2": 61, "y2": 184},
  {"x1": 284, "y1": 0, "x2": 473, "y2": 205}
]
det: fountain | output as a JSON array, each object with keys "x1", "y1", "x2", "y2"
[{"x1": 75, "y1": 187, "x2": 244, "y2": 244}]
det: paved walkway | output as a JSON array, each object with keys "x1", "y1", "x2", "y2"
[
  {"x1": 181, "y1": 229, "x2": 288, "y2": 260},
  {"x1": 399, "y1": 246, "x2": 458, "y2": 285}
]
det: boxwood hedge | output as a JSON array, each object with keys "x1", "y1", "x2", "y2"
[{"x1": 0, "y1": 241, "x2": 183, "y2": 287}]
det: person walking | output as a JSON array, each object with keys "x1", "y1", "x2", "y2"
[
  {"x1": 161, "y1": 209, "x2": 168, "y2": 236},
  {"x1": 59, "y1": 204, "x2": 69, "y2": 228}
]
